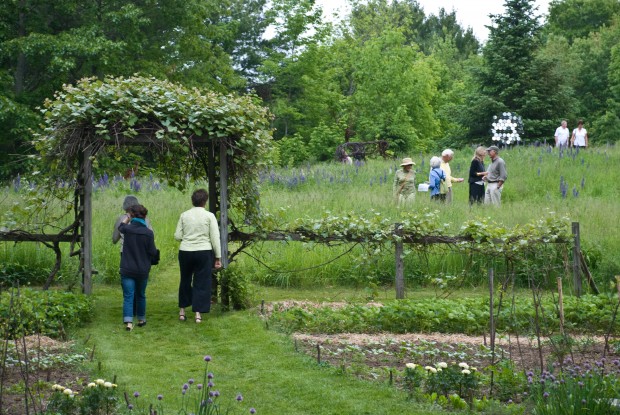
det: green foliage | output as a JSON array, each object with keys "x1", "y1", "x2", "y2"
[
  {"x1": 34, "y1": 75, "x2": 273, "y2": 219},
  {"x1": 527, "y1": 361, "x2": 620, "y2": 415},
  {"x1": 269, "y1": 294, "x2": 620, "y2": 336},
  {"x1": 546, "y1": 0, "x2": 620, "y2": 43},
  {"x1": 276, "y1": 134, "x2": 310, "y2": 167},
  {"x1": 45, "y1": 381, "x2": 120, "y2": 415},
  {"x1": 219, "y1": 268, "x2": 253, "y2": 310},
  {"x1": 0, "y1": 262, "x2": 49, "y2": 287},
  {"x1": 0, "y1": 287, "x2": 93, "y2": 339}
]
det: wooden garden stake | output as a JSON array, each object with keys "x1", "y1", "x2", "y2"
[
  {"x1": 557, "y1": 277, "x2": 565, "y2": 335},
  {"x1": 317, "y1": 344, "x2": 321, "y2": 364},
  {"x1": 572, "y1": 222, "x2": 582, "y2": 297},
  {"x1": 394, "y1": 223, "x2": 405, "y2": 299}
]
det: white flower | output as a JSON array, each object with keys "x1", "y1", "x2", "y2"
[
  {"x1": 437, "y1": 368, "x2": 443, "y2": 372},
  {"x1": 458, "y1": 362, "x2": 469, "y2": 369},
  {"x1": 424, "y1": 366, "x2": 433, "y2": 371},
  {"x1": 63, "y1": 388, "x2": 73, "y2": 395},
  {"x1": 437, "y1": 362, "x2": 448, "y2": 369},
  {"x1": 470, "y1": 367, "x2": 477, "y2": 372},
  {"x1": 87, "y1": 383, "x2": 96, "y2": 388},
  {"x1": 112, "y1": 384, "x2": 118, "y2": 388},
  {"x1": 104, "y1": 382, "x2": 113, "y2": 388},
  {"x1": 406, "y1": 363, "x2": 417, "y2": 369},
  {"x1": 95, "y1": 379, "x2": 105, "y2": 385},
  {"x1": 52, "y1": 384, "x2": 63, "y2": 391},
  {"x1": 462, "y1": 369, "x2": 471, "y2": 375}
]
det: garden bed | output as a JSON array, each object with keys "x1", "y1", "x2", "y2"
[{"x1": 0, "y1": 336, "x2": 89, "y2": 415}]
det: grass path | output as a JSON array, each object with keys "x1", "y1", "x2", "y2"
[{"x1": 77, "y1": 264, "x2": 440, "y2": 414}]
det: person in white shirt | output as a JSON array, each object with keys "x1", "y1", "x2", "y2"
[
  {"x1": 440, "y1": 149, "x2": 464, "y2": 203},
  {"x1": 554, "y1": 120, "x2": 570, "y2": 148},
  {"x1": 174, "y1": 189, "x2": 222, "y2": 323},
  {"x1": 571, "y1": 119, "x2": 588, "y2": 148}
]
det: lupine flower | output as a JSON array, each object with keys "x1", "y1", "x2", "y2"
[
  {"x1": 543, "y1": 392, "x2": 549, "y2": 398},
  {"x1": 188, "y1": 378, "x2": 195, "y2": 385},
  {"x1": 128, "y1": 404, "x2": 134, "y2": 410},
  {"x1": 208, "y1": 381, "x2": 214, "y2": 388},
  {"x1": 237, "y1": 394, "x2": 243, "y2": 401},
  {"x1": 197, "y1": 384, "x2": 203, "y2": 390},
  {"x1": 157, "y1": 395, "x2": 163, "y2": 400},
  {"x1": 214, "y1": 391, "x2": 220, "y2": 397},
  {"x1": 133, "y1": 391, "x2": 140, "y2": 398},
  {"x1": 204, "y1": 355, "x2": 212, "y2": 362},
  {"x1": 250, "y1": 408, "x2": 256, "y2": 414},
  {"x1": 208, "y1": 372, "x2": 214, "y2": 379}
]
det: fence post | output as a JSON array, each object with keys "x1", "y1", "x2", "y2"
[
  {"x1": 557, "y1": 277, "x2": 565, "y2": 335},
  {"x1": 572, "y1": 222, "x2": 582, "y2": 297},
  {"x1": 489, "y1": 268, "x2": 496, "y2": 397},
  {"x1": 394, "y1": 223, "x2": 405, "y2": 299}
]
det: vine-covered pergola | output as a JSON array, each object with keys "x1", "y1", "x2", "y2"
[{"x1": 4, "y1": 75, "x2": 273, "y2": 294}]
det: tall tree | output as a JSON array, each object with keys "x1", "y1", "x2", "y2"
[{"x1": 546, "y1": 0, "x2": 620, "y2": 43}]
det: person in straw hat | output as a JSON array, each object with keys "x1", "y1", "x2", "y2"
[{"x1": 393, "y1": 157, "x2": 417, "y2": 206}]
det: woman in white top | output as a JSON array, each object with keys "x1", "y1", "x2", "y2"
[
  {"x1": 174, "y1": 189, "x2": 222, "y2": 323},
  {"x1": 571, "y1": 119, "x2": 588, "y2": 148}
]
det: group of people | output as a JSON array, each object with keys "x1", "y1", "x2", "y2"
[
  {"x1": 393, "y1": 146, "x2": 507, "y2": 206},
  {"x1": 554, "y1": 119, "x2": 588, "y2": 148},
  {"x1": 112, "y1": 190, "x2": 222, "y2": 331}
]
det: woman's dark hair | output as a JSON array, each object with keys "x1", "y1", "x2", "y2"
[
  {"x1": 578, "y1": 119, "x2": 584, "y2": 126},
  {"x1": 191, "y1": 189, "x2": 209, "y2": 207},
  {"x1": 129, "y1": 204, "x2": 148, "y2": 219}
]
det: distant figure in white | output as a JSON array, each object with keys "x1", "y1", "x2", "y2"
[{"x1": 554, "y1": 120, "x2": 570, "y2": 148}]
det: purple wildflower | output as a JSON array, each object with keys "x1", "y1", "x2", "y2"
[
  {"x1": 128, "y1": 404, "x2": 134, "y2": 410},
  {"x1": 208, "y1": 372, "x2": 214, "y2": 379},
  {"x1": 250, "y1": 409, "x2": 256, "y2": 414},
  {"x1": 183, "y1": 383, "x2": 189, "y2": 390},
  {"x1": 578, "y1": 381, "x2": 584, "y2": 388},
  {"x1": 214, "y1": 391, "x2": 220, "y2": 397},
  {"x1": 582, "y1": 399, "x2": 587, "y2": 404},
  {"x1": 204, "y1": 355, "x2": 212, "y2": 362},
  {"x1": 133, "y1": 392, "x2": 140, "y2": 398},
  {"x1": 543, "y1": 392, "x2": 549, "y2": 398},
  {"x1": 237, "y1": 394, "x2": 244, "y2": 402},
  {"x1": 182, "y1": 389, "x2": 186, "y2": 395},
  {"x1": 209, "y1": 391, "x2": 215, "y2": 397},
  {"x1": 157, "y1": 394, "x2": 163, "y2": 400},
  {"x1": 197, "y1": 384, "x2": 203, "y2": 390},
  {"x1": 208, "y1": 381, "x2": 214, "y2": 388},
  {"x1": 188, "y1": 378, "x2": 195, "y2": 385}
]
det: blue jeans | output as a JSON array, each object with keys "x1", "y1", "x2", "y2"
[{"x1": 121, "y1": 276, "x2": 148, "y2": 323}]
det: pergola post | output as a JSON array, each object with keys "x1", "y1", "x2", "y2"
[
  {"x1": 219, "y1": 140, "x2": 229, "y2": 268},
  {"x1": 80, "y1": 146, "x2": 93, "y2": 294}
]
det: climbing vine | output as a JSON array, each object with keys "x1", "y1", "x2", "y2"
[{"x1": 33, "y1": 75, "x2": 273, "y2": 218}]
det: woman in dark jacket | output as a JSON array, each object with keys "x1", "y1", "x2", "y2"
[
  {"x1": 468, "y1": 146, "x2": 488, "y2": 205},
  {"x1": 118, "y1": 204, "x2": 158, "y2": 331}
]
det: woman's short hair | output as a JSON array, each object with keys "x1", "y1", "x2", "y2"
[
  {"x1": 191, "y1": 189, "x2": 209, "y2": 207},
  {"x1": 129, "y1": 204, "x2": 148, "y2": 219},
  {"x1": 441, "y1": 149, "x2": 454, "y2": 157},
  {"x1": 430, "y1": 156, "x2": 442, "y2": 168},
  {"x1": 577, "y1": 119, "x2": 584, "y2": 126}
]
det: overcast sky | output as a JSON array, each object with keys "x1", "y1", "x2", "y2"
[{"x1": 315, "y1": 0, "x2": 551, "y2": 42}]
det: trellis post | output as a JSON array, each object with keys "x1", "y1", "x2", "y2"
[
  {"x1": 207, "y1": 141, "x2": 217, "y2": 214},
  {"x1": 572, "y1": 222, "x2": 582, "y2": 297},
  {"x1": 219, "y1": 140, "x2": 229, "y2": 268},
  {"x1": 80, "y1": 147, "x2": 93, "y2": 294},
  {"x1": 394, "y1": 223, "x2": 404, "y2": 299}
]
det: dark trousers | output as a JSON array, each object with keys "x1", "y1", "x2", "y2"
[
  {"x1": 469, "y1": 183, "x2": 485, "y2": 204},
  {"x1": 178, "y1": 250, "x2": 214, "y2": 313}
]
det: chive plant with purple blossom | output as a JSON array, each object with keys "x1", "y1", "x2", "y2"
[
  {"x1": 122, "y1": 355, "x2": 254, "y2": 415},
  {"x1": 527, "y1": 359, "x2": 620, "y2": 415}
]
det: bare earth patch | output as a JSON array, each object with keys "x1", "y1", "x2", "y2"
[{"x1": 0, "y1": 336, "x2": 89, "y2": 415}]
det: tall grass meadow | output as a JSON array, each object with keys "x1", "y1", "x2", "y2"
[{"x1": 1, "y1": 144, "x2": 619, "y2": 290}]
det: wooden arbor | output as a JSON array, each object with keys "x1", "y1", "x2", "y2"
[{"x1": 31, "y1": 76, "x2": 273, "y2": 294}]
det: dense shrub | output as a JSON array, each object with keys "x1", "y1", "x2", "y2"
[{"x1": 0, "y1": 287, "x2": 93, "y2": 339}]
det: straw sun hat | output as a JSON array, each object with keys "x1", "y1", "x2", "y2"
[{"x1": 400, "y1": 157, "x2": 415, "y2": 166}]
